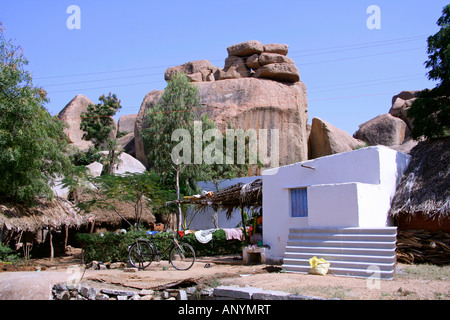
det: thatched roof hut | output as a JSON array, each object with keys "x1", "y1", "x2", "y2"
[
  {"x1": 389, "y1": 137, "x2": 449, "y2": 231},
  {"x1": 76, "y1": 189, "x2": 156, "y2": 231},
  {"x1": 0, "y1": 197, "x2": 92, "y2": 233}
]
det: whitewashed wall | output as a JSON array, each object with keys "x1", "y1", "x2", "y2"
[{"x1": 262, "y1": 146, "x2": 410, "y2": 260}]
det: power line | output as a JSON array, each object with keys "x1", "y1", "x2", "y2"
[
  {"x1": 36, "y1": 35, "x2": 427, "y2": 81},
  {"x1": 301, "y1": 47, "x2": 424, "y2": 66},
  {"x1": 41, "y1": 72, "x2": 163, "y2": 88},
  {"x1": 44, "y1": 47, "x2": 426, "y2": 95},
  {"x1": 35, "y1": 65, "x2": 172, "y2": 80},
  {"x1": 308, "y1": 75, "x2": 426, "y2": 94},
  {"x1": 308, "y1": 73, "x2": 425, "y2": 90},
  {"x1": 289, "y1": 35, "x2": 426, "y2": 54},
  {"x1": 47, "y1": 80, "x2": 164, "y2": 94},
  {"x1": 290, "y1": 36, "x2": 426, "y2": 58},
  {"x1": 308, "y1": 91, "x2": 400, "y2": 102}
]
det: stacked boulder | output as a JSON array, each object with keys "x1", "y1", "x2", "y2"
[
  {"x1": 137, "y1": 40, "x2": 308, "y2": 169},
  {"x1": 164, "y1": 40, "x2": 300, "y2": 84},
  {"x1": 353, "y1": 90, "x2": 420, "y2": 150},
  {"x1": 308, "y1": 90, "x2": 422, "y2": 159}
]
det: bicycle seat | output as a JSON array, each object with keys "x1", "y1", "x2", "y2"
[{"x1": 147, "y1": 231, "x2": 158, "y2": 235}]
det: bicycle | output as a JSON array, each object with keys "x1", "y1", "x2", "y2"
[{"x1": 128, "y1": 231, "x2": 196, "y2": 271}]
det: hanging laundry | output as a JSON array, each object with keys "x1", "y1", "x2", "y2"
[
  {"x1": 223, "y1": 228, "x2": 243, "y2": 241},
  {"x1": 194, "y1": 228, "x2": 218, "y2": 244}
]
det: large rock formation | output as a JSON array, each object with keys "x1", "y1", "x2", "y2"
[
  {"x1": 351, "y1": 90, "x2": 422, "y2": 154},
  {"x1": 309, "y1": 118, "x2": 365, "y2": 159},
  {"x1": 134, "y1": 90, "x2": 164, "y2": 168},
  {"x1": 58, "y1": 94, "x2": 95, "y2": 152},
  {"x1": 135, "y1": 41, "x2": 308, "y2": 169},
  {"x1": 165, "y1": 60, "x2": 219, "y2": 83},
  {"x1": 353, "y1": 113, "x2": 407, "y2": 146},
  {"x1": 388, "y1": 90, "x2": 420, "y2": 133},
  {"x1": 118, "y1": 114, "x2": 137, "y2": 133},
  {"x1": 58, "y1": 94, "x2": 117, "y2": 151},
  {"x1": 97, "y1": 151, "x2": 146, "y2": 175},
  {"x1": 196, "y1": 78, "x2": 308, "y2": 166},
  {"x1": 163, "y1": 40, "x2": 299, "y2": 84}
]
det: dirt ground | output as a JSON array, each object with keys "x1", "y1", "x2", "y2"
[{"x1": 1, "y1": 252, "x2": 449, "y2": 300}]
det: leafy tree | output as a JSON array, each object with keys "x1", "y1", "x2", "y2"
[
  {"x1": 0, "y1": 24, "x2": 73, "y2": 204},
  {"x1": 80, "y1": 93, "x2": 122, "y2": 174},
  {"x1": 141, "y1": 73, "x2": 215, "y2": 231},
  {"x1": 74, "y1": 171, "x2": 175, "y2": 229},
  {"x1": 202, "y1": 123, "x2": 250, "y2": 228},
  {"x1": 408, "y1": 5, "x2": 450, "y2": 139},
  {"x1": 80, "y1": 93, "x2": 121, "y2": 148}
]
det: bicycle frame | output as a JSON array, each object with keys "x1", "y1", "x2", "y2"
[
  {"x1": 133, "y1": 232, "x2": 181, "y2": 259},
  {"x1": 129, "y1": 231, "x2": 195, "y2": 270}
]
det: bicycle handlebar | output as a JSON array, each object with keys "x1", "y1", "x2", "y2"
[{"x1": 146, "y1": 230, "x2": 179, "y2": 239}]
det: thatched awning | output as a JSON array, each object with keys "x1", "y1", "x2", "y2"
[
  {"x1": 389, "y1": 137, "x2": 450, "y2": 221},
  {"x1": 0, "y1": 197, "x2": 93, "y2": 233},
  {"x1": 173, "y1": 179, "x2": 262, "y2": 217},
  {"x1": 76, "y1": 190, "x2": 156, "y2": 228}
]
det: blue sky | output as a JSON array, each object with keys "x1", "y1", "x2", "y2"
[{"x1": 0, "y1": 0, "x2": 447, "y2": 135}]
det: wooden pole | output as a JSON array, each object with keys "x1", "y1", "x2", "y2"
[
  {"x1": 49, "y1": 227, "x2": 54, "y2": 261},
  {"x1": 89, "y1": 220, "x2": 95, "y2": 234},
  {"x1": 64, "y1": 225, "x2": 69, "y2": 253},
  {"x1": 240, "y1": 205, "x2": 248, "y2": 244}
]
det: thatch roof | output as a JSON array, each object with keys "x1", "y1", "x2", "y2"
[
  {"x1": 174, "y1": 179, "x2": 262, "y2": 217},
  {"x1": 77, "y1": 190, "x2": 156, "y2": 227},
  {"x1": 0, "y1": 197, "x2": 93, "y2": 232},
  {"x1": 389, "y1": 137, "x2": 450, "y2": 221}
]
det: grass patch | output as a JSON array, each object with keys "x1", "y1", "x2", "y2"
[
  {"x1": 288, "y1": 285, "x2": 352, "y2": 300},
  {"x1": 397, "y1": 263, "x2": 450, "y2": 281}
]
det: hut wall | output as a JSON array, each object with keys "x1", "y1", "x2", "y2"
[{"x1": 262, "y1": 146, "x2": 411, "y2": 261}]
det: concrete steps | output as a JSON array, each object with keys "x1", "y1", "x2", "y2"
[{"x1": 282, "y1": 227, "x2": 397, "y2": 279}]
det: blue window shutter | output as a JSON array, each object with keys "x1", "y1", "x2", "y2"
[{"x1": 291, "y1": 188, "x2": 308, "y2": 217}]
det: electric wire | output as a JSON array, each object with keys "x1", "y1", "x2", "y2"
[{"x1": 36, "y1": 35, "x2": 428, "y2": 82}]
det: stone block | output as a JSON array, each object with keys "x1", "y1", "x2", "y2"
[{"x1": 213, "y1": 286, "x2": 263, "y2": 300}]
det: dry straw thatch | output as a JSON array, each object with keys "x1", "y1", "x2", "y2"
[
  {"x1": 0, "y1": 197, "x2": 93, "y2": 232},
  {"x1": 75, "y1": 189, "x2": 156, "y2": 229},
  {"x1": 389, "y1": 137, "x2": 449, "y2": 223},
  {"x1": 175, "y1": 178, "x2": 262, "y2": 217}
]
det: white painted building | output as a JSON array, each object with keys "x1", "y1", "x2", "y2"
[{"x1": 262, "y1": 146, "x2": 411, "y2": 278}]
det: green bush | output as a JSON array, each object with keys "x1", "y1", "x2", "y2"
[
  {"x1": 76, "y1": 229, "x2": 244, "y2": 263},
  {"x1": 0, "y1": 243, "x2": 20, "y2": 263}
]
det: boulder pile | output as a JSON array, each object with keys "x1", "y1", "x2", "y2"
[
  {"x1": 165, "y1": 40, "x2": 300, "y2": 84},
  {"x1": 353, "y1": 90, "x2": 420, "y2": 150},
  {"x1": 308, "y1": 90, "x2": 422, "y2": 159},
  {"x1": 137, "y1": 40, "x2": 308, "y2": 169}
]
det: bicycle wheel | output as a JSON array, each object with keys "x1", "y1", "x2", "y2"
[
  {"x1": 128, "y1": 240, "x2": 154, "y2": 269},
  {"x1": 169, "y1": 242, "x2": 196, "y2": 270}
]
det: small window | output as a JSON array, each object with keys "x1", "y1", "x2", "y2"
[{"x1": 291, "y1": 188, "x2": 308, "y2": 217}]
